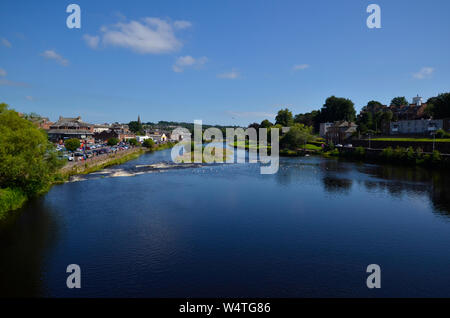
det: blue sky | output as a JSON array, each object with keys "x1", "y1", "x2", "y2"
[{"x1": 1, "y1": 0, "x2": 449, "y2": 125}]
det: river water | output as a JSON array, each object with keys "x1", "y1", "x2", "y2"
[{"x1": 1, "y1": 146, "x2": 450, "y2": 297}]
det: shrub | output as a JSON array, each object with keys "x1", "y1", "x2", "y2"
[
  {"x1": 406, "y1": 147, "x2": 415, "y2": 162},
  {"x1": 0, "y1": 188, "x2": 27, "y2": 218},
  {"x1": 415, "y1": 147, "x2": 424, "y2": 164},
  {"x1": 435, "y1": 129, "x2": 450, "y2": 139},
  {"x1": 128, "y1": 138, "x2": 139, "y2": 146},
  {"x1": 107, "y1": 137, "x2": 119, "y2": 146},
  {"x1": 354, "y1": 146, "x2": 365, "y2": 158},
  {"x1": 330, "y1": 148, "x2": 339, "y2": 156},
  {"x1": 380, "y1": 147, "x2": 394, "y2": 162},
  {"x1": 143, "y1": 138, "x2": 155, "y2": 148},
  {"x1": 431, "y1": 150, "x2": 442, "y2": 164}
]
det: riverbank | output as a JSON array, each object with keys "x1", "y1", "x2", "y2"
[{"x1": 0, "y1": 142, "x2": 176, "y2": 220}]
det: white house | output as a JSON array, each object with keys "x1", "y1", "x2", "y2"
[
  {"x1": 148, "y1": 133, "x2": 167, "y2": 143},
  {"x1": 136, "y1": 135, "x2": 150, "y2": 143}
]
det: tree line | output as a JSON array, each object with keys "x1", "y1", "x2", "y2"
[{"x1": 254, "y1": 93, "x2": 450, "y2": 136}]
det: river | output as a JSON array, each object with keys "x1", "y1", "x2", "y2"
[{"x1": 1, "y1": 146, "x2": 450, "y2": 297}]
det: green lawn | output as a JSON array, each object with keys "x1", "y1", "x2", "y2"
[
  {"x1": 371, "y1": 137, "x2": 450, "y2": 143},
  {"x1": 299, "y1": 144, "x2": 322, "y2": 150},
  {"x1": 231, "y1": 141, "x2": 270, "y2": 149}
]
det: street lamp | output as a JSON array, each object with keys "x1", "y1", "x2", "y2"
[{"x1": 432, "y1": 132, "x2": 436, "y2": 152}]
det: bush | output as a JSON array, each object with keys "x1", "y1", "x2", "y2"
[
  {"x1": 431, "y1": 150, "x2": 442, "y2": 164},
  {"x1": 142, "y1": 138, "x2": 155, "y2": 148},
  {"x1": 354, "y1": 146, "x2": 365, "y2": 158},
  {"x1": 406, "y1": 147, "x2": 415, "y2": 162},
  {"x1": 0, "y1": 188, "x2": 27, "y2": 218},
  {"x1": 435, "y1": 129, "x2": 450, "y2": 139},
  {"x1": 380, "y1": 147, "x2": 394, "y2": 161},
  {"x1": 128, "y1": 138, "x2": 139, "y2": 146},
  {"x1": 107, "y1": 137, "x2": 119, "y2": 146}
]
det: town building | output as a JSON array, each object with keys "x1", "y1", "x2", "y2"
[
  {"x1": 47, "y1": 116, "x2": 94, "y2": 142},
  {"x1": 93, "y1": 124, "x2": 110, "y2": 133},
  {"x1": 94, "y1": 129, "x2": 135, "y2": 142},
  {"x1": 319, "y1": 122, "x2": 333, "y2": 138},
  {"x1": 146, "y1": 132, "x2": 167, "y2": 143},
  {"x1": 390, "y1": 119, "x2": 443, "y2": 135},
  {"x1": 136, "y1": 135, "x2": 151, "y2": 143},
  {"x1": 389, "y1": 95, "x2": 429, "y2": 120},
  {"x1": 325, "y1": 121, "x2": 358, "y2": 144},
  {"x1": 169, "y1": 128, "x2": 192, "y2": 141}
]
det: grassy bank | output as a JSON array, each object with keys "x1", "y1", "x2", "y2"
[
  {"x1": 324, "y1": 146, "x2": 449, "y2": 168},
  {"x1": 60, "y1": 142, "x2": 177, "y2": 180},
  {"x1": 0, "y1": 188, "x2": 28, "y2": 220},
  {"x1": 58, "y1": 148, "x2": 146, "y2": 180},
  {"x1": 1, "y1": 143, "x2": 176, "y2": 219},
  {"x1": 231, "y1": 140, "x2": 271, "y2": 150}
]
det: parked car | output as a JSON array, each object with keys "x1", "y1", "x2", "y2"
[
  {"x1": 336, "y1": 144, "x2": 343, "y2": 147},
  {"x1": 345, "y1": 144, "x2": 353, "y2": 148}
]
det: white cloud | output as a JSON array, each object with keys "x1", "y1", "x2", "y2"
[
  {"x1": 83, "y1": 34, "x2": 100, "y2": 49},
  {"x1": 0, "y1": 68, "x2": 6, "y2": 77},
  {"x1": 172, "y1": 55, "x2": 208, "y2": 72},
  {"x1": 226, "y1": 111, "x2": 275, "y2": 118},
  {"x1": 413, "y1": 67, "x2": 434, "y2": 79},
  {"x1": 1, "y1": 38, "x2": 12, "y2": 48},
  {"x1": 217, "y1": 69, "x2": 240, "y2": 79},
  {"x1": 99, "y1": 17, "x2": 188, "y2": 54},
  {"x1": 293, "y1": 64, "x2": 309, "y2": 71},
  {"x1": 174, "y1": 20, "x2": 192, "y2": 29},
  {"x1": 41, "y1": 50, "x2": 69, "y2": 66}
]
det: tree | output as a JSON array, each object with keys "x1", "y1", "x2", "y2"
[
  {"x1": 357, "y1": 111, "x2": 373, "y2": 133},
  {"x1": 427, "y1": 93, "x2": 450, "y2": 119},
  {"x1": 260, "y1": 119, "x2": 273, "y2": 128},
  {"x1": 294, "y1": 110, "x2": 320, "y2": 132},
  {"x1": 143, "y1": 138, "x2": 155, "y2": 148},
  {"x1": 275, "y1": 108, "x2": 293, "y2": 127},
  {"x1": 390, "y1": 96, "x2": 409, "y2": 107},
  {"x1": 64, "y1": 138, "x2": 80, "y2": 152},
  {"x1": 280, "y1": 123, "x2": 314, "y2": 149},
  {"x1": 128, "y1": 120, "x2": 144, "y2": 135},
  {"x1": 0, "y1": 103, "x2": 63, "y2": 196},
  {"x1": 128, "y1": 138, "x2": 139, "y2": 146},
  {"x1": 107, "y1": 137, "x2": 119, "y2": 146},
  {"x1": 320, "y1": 96, "x2": 356, "y2": 122}
]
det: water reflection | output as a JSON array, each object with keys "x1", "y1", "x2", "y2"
[
  {"x1": 0, "y1": 198, "x2": 60, "y2": 297},
  {"x1": 322, "y1": 177, "x2": 353, "y2": 194},
  {"x1": 317, "y1": 159, "x2": 450, "y2": 218},
  {"x1": 358, "y1": 164, "x2": 450, "y2": 219}
]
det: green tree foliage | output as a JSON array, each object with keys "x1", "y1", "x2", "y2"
[
  {"x1": 128, "y1": 138, "x2": 139, "y2": 146},
  {"x1": 142, "y1": 138, "x2": 155, "y2": 148},
  {"x1": 357, "y1": 100, "x2": 392, "y2": 134},
  {"x1": 390, "y1": 96, "x2": 409, "y2": 107},
  {"x1": 64, "y1": 138, "x2": 80, "y2": 152},
  {"x1": 275, "y1": 108, "x2": 294, "y2": 127},
  {"x1": 107, "y1": 137, "x2": 119, "y2": 146},
  {"x1": 320, "y1": 96, "x2": 356, "y2": 122},
  {"x1": 128, "y1": 120, "x2": 144, "y2": 135},
  {"x1": 427, "y1": 93, "x2": 450, "y2": 119},
  {"x1": 0, "y1": 103, "x2": 63, "y2": 196},
  {"x1": 294, "y1": 110, "x2": 321, "y2": 132},
  {"x1": 280, "y1": 123, "x2": 314, "y2": 149},
  {"x1": 260, "y1": 119, "x2": 273, "y2": 128}
]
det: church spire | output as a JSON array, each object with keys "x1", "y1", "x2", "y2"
[{"x1": 138, "y1": 115, "x2": 141, "y2": 125}]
